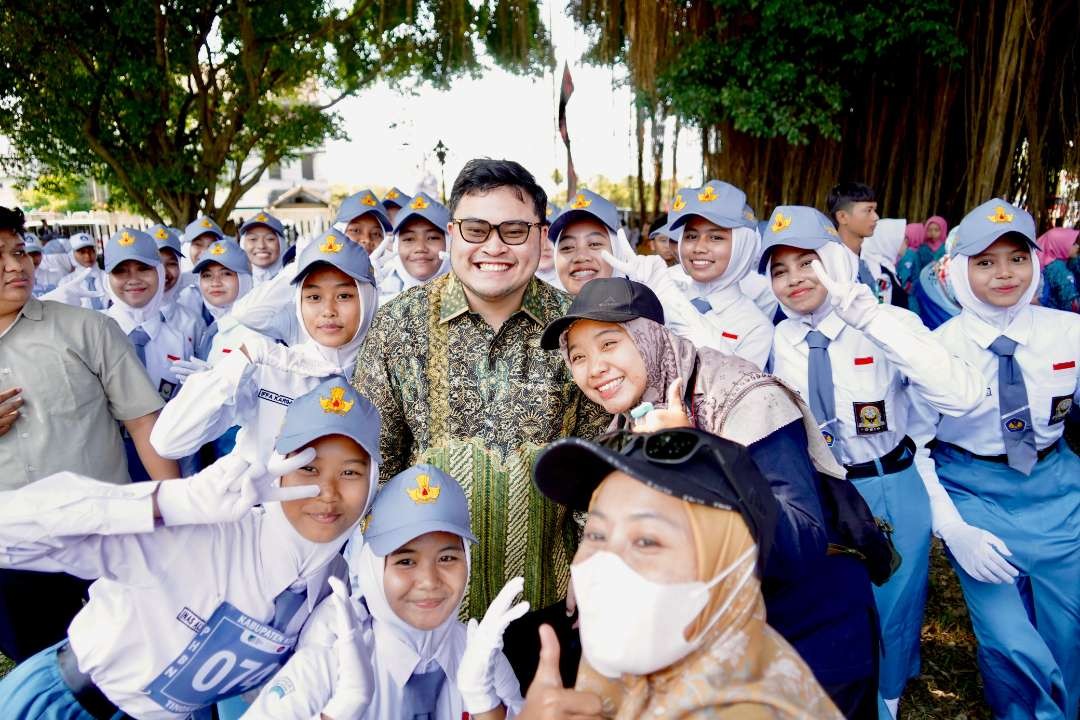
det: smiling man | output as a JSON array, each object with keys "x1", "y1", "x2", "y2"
[{"x1": 353, "y1": 159, "x2": 609, "y2": 618}]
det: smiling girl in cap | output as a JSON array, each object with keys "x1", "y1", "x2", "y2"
[
  {"x1": 0, "y1": 378, "x2": 380, "y2": 719},
  {"x1": 247, "y1": 464, "x2": 525, "y2": 719},
  {"x1": 374, "y1": 192, "x2": 452, "y2": 306},
  {"x1": 336, "y1": 189, "x2": 393, "y2": 255},
  {"x1": 916, "y1": 199, "x2": 1080, "y2": 720},
  {"x1": 240, "y1": 211, "x2": 287, "y2": 286}
]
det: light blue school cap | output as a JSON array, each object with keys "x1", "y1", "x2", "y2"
[
  {"x1": 149, "y1": 225, "x2": 183, "y2": 256},
  {"x1": 184, "y1": 216, "x2": 225, "y2": 244},
  {"x1": 192, "y1": 239, "x2": 251, "y2": 275},
  {"x1": 758, "y1": 205, "x2": 842, "y2": 272},
  {"x1": 549, "y1": 189, "x2": 620, "y2": 243},
  {"x1": 668, "y1": 180, "x2": 754, "y2": 232},
  {"x1": 291, "y1": 229, "x2": 375, "y2": 286},
  {"x1": 69, "y1": 233, "x2": 97, "y2": 252},
  {"x1": 335, "y1": 190, "x2": 393, "y2": 232},
  {"x1": 952, "y1": 199, "x2": 1039, "y2": 257},
  {"x1": 239, "y1": 210, "x2": 285, "y2": 238},
  {"x1": 364, "y1": 464, "x2": 476, "y2": 556},
  {"x1": 544, "y1": 202, "x2": 563, "y2": 226},
  {"x1": 104, "y1": 228, "x2": 161, "y2": 272},
  {"x1": 275, "y1": 377, "x2": 382, "y2": 463},
  {"x1": 23, "y1": 234, "x2": 43, "y2": 254},
  {"x1": 381, "y1": 187, "x2": 412, "y2": 210},
  {"x1": 391, "y1": 192, "x2": 450, "y2": 234}
]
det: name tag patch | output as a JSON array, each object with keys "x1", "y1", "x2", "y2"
[
  {"x1": 1049, "y1": 394, "x2": 1073, "y2": 425},
  {"x1": 257, "y1": 389, "x2": 294, "y2": 407},
  {"x1": 176, "y1": 607, "x2": 206, "y2": 634},
  {"x1": 853, "y1": 400, "x2": 888, "y2": 435}
]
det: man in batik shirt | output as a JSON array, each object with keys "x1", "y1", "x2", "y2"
[{"x1": 354, "y1": 159, "x2": 609, "y2": 616}]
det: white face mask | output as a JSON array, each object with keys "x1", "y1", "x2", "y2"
[{"x1": 571, "y1": 546, "x2": 756, "y2": 678}]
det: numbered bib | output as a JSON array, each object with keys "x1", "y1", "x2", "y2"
[{"x1": 144, "y1": 602, "x2": 298, "y2": 715}]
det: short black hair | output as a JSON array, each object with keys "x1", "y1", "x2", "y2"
[
  {"x1": 827, "y1": 182, "x2": 876, "y2": 224},
  {"x1": 448, "y1": 158, "x2": 547, "y2": 222},
  {"x1": 0, "y1": 206, "x2": 26, "y2": 236}
]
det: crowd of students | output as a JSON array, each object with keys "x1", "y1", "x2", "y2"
[{"x1": 0, "y1": 159, "x2": 1076, "y2": 720}]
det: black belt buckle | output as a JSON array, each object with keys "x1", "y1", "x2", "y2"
[
  {"x1": 56, "y1": 641, "x2": 122, "y2": 720},
  {"x1": 845, "y1": 436, "x2": 916, "y2": 479}
]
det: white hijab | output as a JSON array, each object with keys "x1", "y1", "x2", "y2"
[
  {"x1": 770, "y1": 241, "x2": 855, "y2": 328},
  {"x1": 386, "y1": 227, "x2": 451, "y2": 291},
  {"x1": 862, "y1": 218, "x2": 907, "y2": 274},
  {"x1": 249, "y1": 233, "x2": 285, "y2": 286},
  {"x1": 293, "y1": 277, "x2": 377, "y2": 377},
  {"x1": 679, "y1": 225, "x2": 761, "y2": 308},
  {"x1": 948, "y1": 246, "x2": 1041, "y2": 332},
  {"x1": 105, "y1": 263, "x2": 167, "y2": 334}
]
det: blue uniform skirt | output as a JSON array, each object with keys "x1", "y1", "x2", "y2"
[{"x1": 0, "y1": 641, "x2": 124, "y2": 720}]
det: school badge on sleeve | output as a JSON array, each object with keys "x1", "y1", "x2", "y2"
[
  {"x1": 853, "y1": 400, "x2": 888, "y2": 435},
  {"x1": 1048, "y1": 394, "x2": 1073, "y2": 425}
]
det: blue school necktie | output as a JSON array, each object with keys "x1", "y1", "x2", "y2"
[
  {"x1": 128, "y1": 327, "x2": 150, "y2": 367},
  {"x1": 402, "y1": 667, "x2": 446, "y2": 720},
  {"x1": 271, "y1": 588, "x2": 307, "y2": 631},
  {"x1": 806, "y1": 330, "x2": 840, "y2": 456},
  {"x1": 988, "y1": 336, "x2": 1038, "y2": 475},
  {"x1": 86, "y1": 275, "x2": 105, "y2": 310},
  {"x1": 857, "y1": 259, "x2": 877, "y2": 292},
  {"x1": 690, "y1": 297, "x2": 712, "y2": 314}
]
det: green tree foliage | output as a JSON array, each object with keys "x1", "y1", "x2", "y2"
[
  {"x1": 17, "y1": 173, "x2": 93, "y2": 213},
  {"x1": 0, "y1": 0, "x2": 552, "y2": 224}
]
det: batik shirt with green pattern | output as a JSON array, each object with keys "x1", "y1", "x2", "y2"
[{"x1": 353, "y1": 273, "x2": 610, "y2": 616}]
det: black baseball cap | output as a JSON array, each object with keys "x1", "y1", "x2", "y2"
[
  {"x1": 540, "y1": 277, "x2": 665, "y2": 350},
  {"x1": 534, "y1": 429, "x2": 777, "y2": 566}
]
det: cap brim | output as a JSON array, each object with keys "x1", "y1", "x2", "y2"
[
  {"x1": 758, "y1": 235, "x2": 830, "y2": 273},
  {"x1": 540, "y1": 310, "x2": 642, "y2": 350},
  {"x1": 668, "y1": 210, "x2": 745, "y2": 232},
  {"x1": 290, "y1": 259, "x2": 373, "y2": 286},
  {"x1": 276, "y1": 428, "x2": 383, "y2": 466},
  {"x1": 239, "y1": 221, "x2": 281, "y2": 236},
  {"x1": 549, "y1": 209, "x2": 618, "y2": 242},
  {"x1": 953, "y1": 229, "x2": 1040, "y2": 257},
  {"x1": 366, "y1": 521, "x2": 478, "y2": 556},
  {"x1": 338, "y1": 207, "x2": 393, "y2": 232}
]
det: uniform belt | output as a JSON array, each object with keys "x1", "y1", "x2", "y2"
[
  {"x1": 56, "y1": 641, "x2": 122, "y2": 720},
  {"x1": 844, "y1": 436, "x2": 916, "y2": 479},
  {"x1": 934, "y1": 441, "x2": 1058, "y2": 465}
]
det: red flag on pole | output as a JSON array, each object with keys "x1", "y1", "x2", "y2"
[{"x1": 558, "y1": 62, "x2": 577, "y2": 197}]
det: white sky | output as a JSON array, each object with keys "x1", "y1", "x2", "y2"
[{"x1": 319, "y1": 0, "x2": 703, "y2": 197}]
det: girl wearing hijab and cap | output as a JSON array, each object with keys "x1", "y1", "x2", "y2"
[
  {"x1": 150, "y1": 224, "x2": 205, "y2": 357},
  {"x1": 246, "y1": 464, "x2": 525, "y2": 719},
  {"x1": 664, "y1": 180, "x2": 773, "y2": 369},
  {"x1": 763, "y1": 205, "x2": 984, "y2": 717},
  {"x1": 914, "y1": 199, "x2": 1080, "y2": 720},
  {"x1": 43, "y1": 233, "x2": 108, "y2": 310},
  {"x1": 525, "y1": 428, "x2": 842, "y2": 719},
  {"x1": 375, "y1": 192, "x2": 452, "y2": 306},
  {"x1": 22, "y1": 233, "x2": 53, "y2": 296},
  {"x1": 240, "y1": 211, "x2": 287, "y2": 286},
  {"x1": 540, "y1": 277, "x2": 879, "y2": 717},
  {"x1": 1036, "y1": 226, "x2": 1079, "y2": 312},
  {"x1": 183, "y1": 215, "x2": 226, "y2": 266},
  {"x1": 0, "y1": 378, "x2": 380, "y2": 720},
  {"x1": 152, "y1": 230, "x2": 377, "y2": 468},
  {"x1": 336, "y1": 189, "x2": 394, "y2": 255},
  {"x1": 923, "y1": 215, "x2": 949, "y2": 259},
  {"x1": 381, "y1": 186, "x2": 412, "y2": 226}
]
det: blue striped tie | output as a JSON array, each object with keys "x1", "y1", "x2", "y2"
[
  {"x1": 128, "y1": 327, "x2": 150, "y2": 367},
  {"x1": 690, "y1": 297, "x2": 712, "y2": 314},
  {"x1": 806, "y1": 330, "x2": 840, "y2": 456}
]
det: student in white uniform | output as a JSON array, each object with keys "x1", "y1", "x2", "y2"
[
  {"x1": 918, "y1": 199, "x2": 1080, "y2": 720},
  {"x1": 23, "y1": 233, "x2": 52, "y2": 296},
  {"x1": 376, "y1": 192, "x2": 451, "y2": 306},
  {"x1": 247, "y1": 464, "x2": 525, "y2": 719},
  {"x1": 665, "y1": 180, "x2": 773, "y2": 368},
  {"x1": 762, "y1": 205, "x2": 984, "y2": 718},
  {"x1": 826, "y1": 182, "x2": 907, "y2": 309},
  {"x1": 176, "y1": 238, "x2": 255, "y2": 364},
  {"x1": 336, "y1": 189, "x2": 393, "y2": 255},
  {"x1": 183, "y1": 215, "x2": 226, "y2": 267},
  {"x1": 152, "y1": 230, "x2": 377, "y2": 465},
  {"x1": 240, "y1": 210, "x2": 286, "y2": 286},
  {"x1": 44, "y1": 233, "x2": 108, "y2": 310},
  {"x1": 0, "y1": 378, "x2": 378, "y2": 720},
  {"x1": 151, "y1": 224, "x2": 205, "y2": 359}
]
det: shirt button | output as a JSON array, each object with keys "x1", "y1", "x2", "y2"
[
  {"x1": 26, "y1": 465, "x2": 34, "y2": 472},
  {"x1": 19, "y1": 432, "x2": 28, "y2": 439}
]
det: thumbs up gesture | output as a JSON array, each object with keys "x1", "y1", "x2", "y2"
[
  {"x1": 517, "y1": 625, "x2": 603, "y2": 720},
  {"x1": 810, "y1": 259, "x2": 881, "y2": 330}
]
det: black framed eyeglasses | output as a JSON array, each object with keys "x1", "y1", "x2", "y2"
[
  {"x1": 453, "y1": 218, "x2": 541, "y2": 246},
  {"x1": 596, "y1": 428, "x2": 708, "y2": 464}
]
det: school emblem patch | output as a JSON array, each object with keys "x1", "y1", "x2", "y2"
[
  {"x1": 570, "y1": 193, "x2": 591, "y2": 209},
  {"x1": 319, "y1": 234, "x2": 344, "y2": 254},
  {"x1": 854, "y1": 401, "x2": 888, "y2": 435},
  {"x1": 319, "y1": 386, "x2": 353, "y2": 415},
  {"x1": 672, "y1": 194, "x2": 686, "y2": 212},
  {"x1": 255, "y1": 213, "x2": 268, "y2": 222},
  {"x1": 385, "y1": 188, "x2": 400, "y2": 200},
  {"x1": 200, "y1": 218, "x2": 213, "y2": 228},
  {"x1": 825, "y1": 225, "x2": 839, "y2": 237},
  {"x1": 821, "y1": 430, "x2": 835, "y2": 447},
  {"x1": 410, "y1": 195, "x2": 429, "y2": 210},
  {"x1": 155, "y1": 227, "x2": 169, "y2": 240},
  {"x1": 118, "y1": 231, "x2": 136, "y2": 246},
  {"x1": 407, "y1": 474, "x2": 440, "y2": 504},
  {"x1": 987, "y1": 205, "x2": 1014, "y2": 224},
  {"x1": 743, "y1": 209, "x2": 755, "y2": 222},
  {"x1": 209, "y1": 243, "x2": 226, "y2": 256},
  {"x1": 697, "y1": 186, "x2": 717, "y2": 202},
  {"x1": 1049, "y1": 394, "x2": 1073, "y2": 425},
  {"x1": 1005, "y1": 417, "x2": 1027, "y2": 433},
  {"x1": 771, "y1": 212, "x2": 792, "y2": 233},
  {"x1": 360, "y1": 194, "x2": 378, "y2": 207}
]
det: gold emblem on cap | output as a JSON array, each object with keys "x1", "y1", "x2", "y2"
[
  {"x1": 825, "y1": 225, "x2": 839, "y2": 237},
  {"x1": 410, "y1": 195, "x2": 429, "y2": 210},
  {"x1": 697, "y1": 186, "x2": 717, "y2": 202},
  {"x1": 385, "y1": 189, "x2": 400, "y2": 200},
  {"x1": 118, "y1": 231, "x2": 136, "y2": 246},
  {"x1": 360, "y1": 194, "x2": 378, "y2": 207},
  {"x1": 672, "y1": 194, "x2": 686, "y2": 212},
  {"x1": 570, "y1": 193, "x2": 591, "y2": 209},
  {"x1": 209, "y1": 243, "x2": 226, "y2": 256},
  {"x1": 743, "y1": 209, "x2": 755, "y2": 221},
  {"x1": 319, "y1": 234, "x2": 344, "y2": 253},
  {"x1": 320, "y1": 386, "x2": 354, "y2": 415},
  {"x1": 200, "y1": 218, "x2": 213, "y2": 228},
  {"x1": 154, "y1": 227, "x2": 169, "y2": 240},
  {"x1": 255, "y1": 212, "x2": 268, "y2": 222},
  {"x1": 407, "y1": 474, "x2": 441, "y2": 504},
  {"x1": 987, "y1": 205, "x2": 1014, "y2": 224},
  {"x1": 771, "y1": 212, "x2": 792, "y2": 233}
]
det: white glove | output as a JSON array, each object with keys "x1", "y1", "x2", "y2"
[
  {"x1": 243, "y1": 341, "x2": 343, "y2": 378},
  {"x1": 170, "y1": 357, "x2": 210, "y2": 383},
  {"x1": 321, "y1": 576, "x2": 374, "y2": 720},
  {"x1": 456, "y1": 576, "x2": 530, "y2": 713},
  {"x1": 155, "y1": 449, "x2": 319, "y2": 526},
  {"x1": 600, "y1": 250, "x2": 669, "y2": 287},
  {"x1": 938, "y1": 521, "x2": 1018, "y2": 584},
  {"x1": 810, "y1": 259, "x2": 881, "y2": 330},
  {"x1": 368, "y1": 236, "x2": 398, "y2": 279}
]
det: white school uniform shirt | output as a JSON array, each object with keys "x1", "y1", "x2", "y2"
[
  {"x1": 229, "y1": 263, "x2": 303, "y2": 345},
  {"x1": 770, "y1": 306, "x2": 984, "y2": 465},
  {"x1": 35, "y1": 252, "x2": 75, "y2": 290},
  {"x1": 162, "y1": 302, "x2": 204, "y2": 359},
  {"x1": 107, "y1": 305, "x2": 190, "y2": 402},
  {"x1": 0, "y1": 473, "x2": 346, "y2": 720},
  {"x1": 58, "y1": 265, "x2": 108, "y2": 310},
  {"x1": 739, "y1": 270, "x2": 779, "y2": 319},
  {"x1": 930, "y1": 305, "x2": 1080, "y2": 454},
  {"x1": 247, "y1": 603, "x2": 523, "y2": 719}
]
